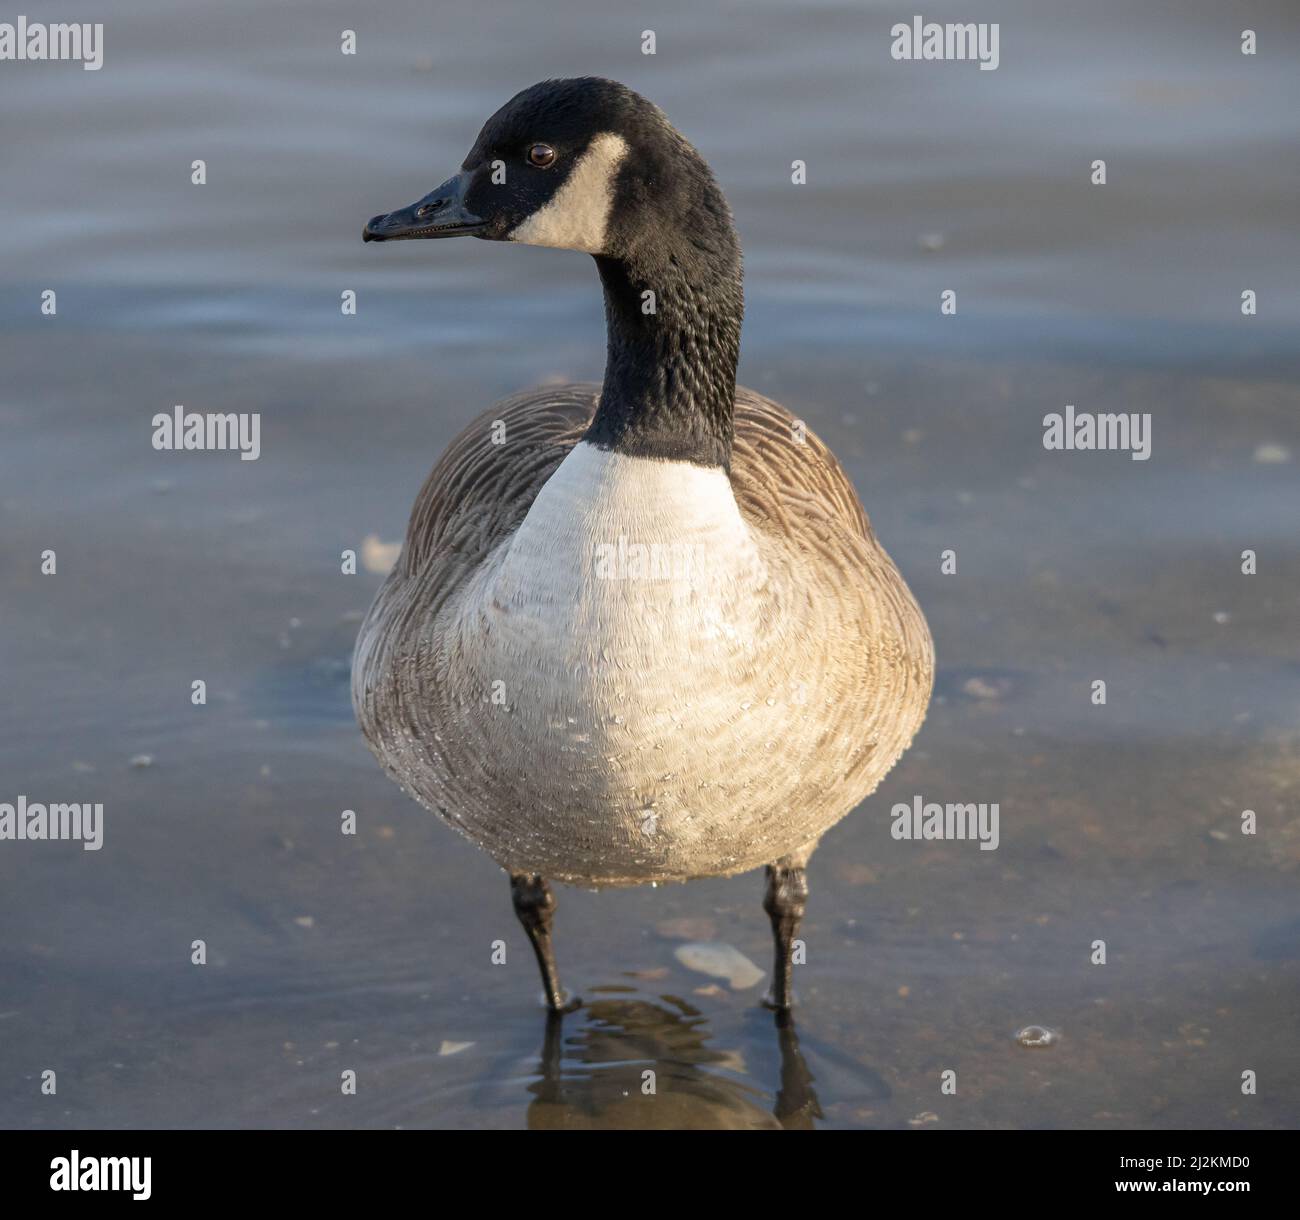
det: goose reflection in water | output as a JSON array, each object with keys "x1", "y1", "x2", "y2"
[{"x1": 519, "y1": 991, "x2": 885, "y2": 1130}]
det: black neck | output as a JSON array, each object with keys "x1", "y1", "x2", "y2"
[{"x1": 584, "y1": 233, "x2": 742, "y2": 469}]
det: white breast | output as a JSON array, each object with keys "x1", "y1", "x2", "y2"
[
  {"x1": 428, "y1": 442, "x2": 826, "y2": 880},
  {"x1": 485, "y1": 441, "x2": 769, "y2": 647}
]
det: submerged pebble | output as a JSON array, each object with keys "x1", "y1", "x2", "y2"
[
  {"x1": 963, "y1": 676, "x2": 1007, "y2": 701},
  {"x1": 1015, "y1": 1024, "x2": 1058, "y2": 1048},
  {"x1": 674, "y1": 941, "x2": 765, "y2": 990}
]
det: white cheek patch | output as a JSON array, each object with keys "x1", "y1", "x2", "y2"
[{"x1": 509, "y1": 132, "x2": 629, "y2": 254}]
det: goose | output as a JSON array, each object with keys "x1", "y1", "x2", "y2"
[{"x1": 354, "y1": 77, "x2": 933, "y2": 1012}]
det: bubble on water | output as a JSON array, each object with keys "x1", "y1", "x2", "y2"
[
  {"x1": 1015, "y1": 1024, "x2": 1057, "y2": 1048},
  {"x1": 1253, "y1": 442, "x2": 1290, "y2": 464},
  {"x1": 361, "y1": 534, "x2": 401, "y2": 575}
]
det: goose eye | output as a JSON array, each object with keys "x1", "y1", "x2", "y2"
[{"x1": 527, "y1": 143, "x2": 556, "y2": 168}]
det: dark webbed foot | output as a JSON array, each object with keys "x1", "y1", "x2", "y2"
[
  {"x1": 510, "y1": 873, "x2": 578, "y2": 1012},
  {"x1": 762, "y1": 860, "x2": 809, "y2": 1010}
]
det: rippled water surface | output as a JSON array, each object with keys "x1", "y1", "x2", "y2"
[{"x1": 1, "y1": 0, "x2": 1297, "y2": 1128}]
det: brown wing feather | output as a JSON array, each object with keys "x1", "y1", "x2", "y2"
[
  {"x1": 730, "y1": 385, "x2": 870, "y2": 542},
  {"x1": 400, "y1": 383, "x2": 599, "y2": 579}
]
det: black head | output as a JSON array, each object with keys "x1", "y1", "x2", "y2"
[{"x1": 363, "y1": 77, "x2": 738, "y2": 267}]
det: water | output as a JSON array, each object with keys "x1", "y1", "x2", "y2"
[{"x1": 2, "y1": 0, "x2": 1297, "y2": 1128}]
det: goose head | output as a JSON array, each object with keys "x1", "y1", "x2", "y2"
[{"x1": 362, "y1": 76, "x2": 735, "y2": 262}]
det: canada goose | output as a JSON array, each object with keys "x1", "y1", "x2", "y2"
[{"x1": 354, "y1": 77, "x2": 933, "y2": 1012}]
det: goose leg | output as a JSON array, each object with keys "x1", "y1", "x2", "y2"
[
  {"x1": 510, "y1": 873, "x2": 574, "y2": 1012},
  {"x1": 762, "y1": 858, "x2": 809, "y2": 1010},
  {"x1": 772, "y1": 1008, "x2": 823, "y2": 1129}
]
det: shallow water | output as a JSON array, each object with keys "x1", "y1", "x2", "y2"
[{"x1": 1, "y1": 0, "x2": 1298, "y2": 1129}]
